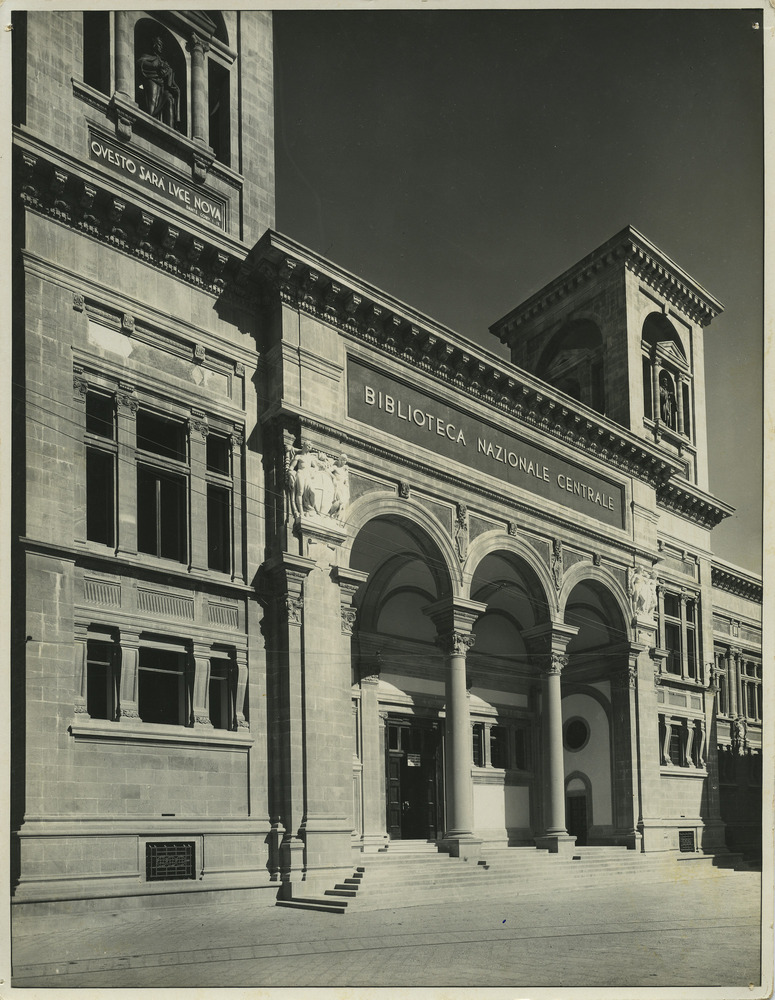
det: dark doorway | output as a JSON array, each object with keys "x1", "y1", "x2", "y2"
[
  {"x1": 386, "y1": 717, "x2": 442, "y2": 840},
  {"x1": 566, "y1": 792, "x2": 588, "y2": 846}
]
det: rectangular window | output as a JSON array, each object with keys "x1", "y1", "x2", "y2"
[
  {"x1": 137, "y1": 466, "x2": 188, "y2": 562},
  {"x1": 668, "y1": 729, "x2": 683, "y2": 766},
  {"x1": 86, "y1": 639, "x2": 116, "y2": 720},
  {"x1": 138, "y1": 648, "x2": 187, "y2": 726},
  {"x1": 208, "y1": 658, "x2": 231, "y2": 730},
  {"x1": 206, "y1": 433, "x2": 231, "y2": 476},
  {"x1": 642, "y1": 356, "x2": 653, "y2": 420},
  {"x1": 137, "y1": 410, "x2": 187, "y2": 462},
  {"x1": 489, "y1": 725, "x2": 509, "y2": 768},
  {"x1": 514, "y1": 726, "x2": 528, "y2": 771},
  {"x1": 208, "y1": 60, "x2": 230, "y2": 166},
  {"x1": 86, "y1": 392, "x2": 115, "y2": 438},
  {"x1": 747, "y1": 684, "x2": 757, "y2": 719},
  {"x1": 86, "y1": 448, "x2": 115, "y2": 545},
  {"x1": 665, "y1": 622, "x2": 681, "y2": 674},
  {"x1": 82, "y1": 12, "x2": 111, "y2": 94},
  {"x1": 472, "y1": 723, "x2": 484, "y2": 767},
  {"x1": 207, "y1": 484, "x2": 231, "y2": 572}
]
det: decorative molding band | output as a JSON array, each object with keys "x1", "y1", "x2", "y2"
[
  {"x1": 13, "y1": 141, "x2": 251, "y2": 304},
  {"x1": 84, "y1": 578, "x2": 121, "y2": 608},
  {"x1": 137, "y1": 589, "x2": 195, "y2": 621},
  {"x1": 490, "y1": 226, "x2": 723, "y2": 336},
  {"x1": 207, "y1": 602, "x2": 239, "y2": 630},
  {"x1": 253, "y1": 233, "x2": 682, "y2": 491},
  {"x1": 711, "y1": 563, "x2": 763, "y2": 604},
  {"x1": 657, "y1": 481, "x2": 734, "y2": 530}
]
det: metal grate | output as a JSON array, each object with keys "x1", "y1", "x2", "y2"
[
  {"x1": 145, "y1": 841, "x2": 195, "y2": 881},
  {"x1": 678, "y1": 830, "x2": 695, "y2": 853}
]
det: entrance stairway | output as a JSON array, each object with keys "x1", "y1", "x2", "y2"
[{"x1": 276, "y1": 842, "x2": 745, "y2": 914}]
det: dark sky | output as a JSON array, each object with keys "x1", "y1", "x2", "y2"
[{"x1": 273, "y1": 8, "x2": 763, "y2": 573}]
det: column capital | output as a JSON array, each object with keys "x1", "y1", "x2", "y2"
[
  {"x1": 521, "y1": 621, "x2": 579, "y2": 656},
  {"x1": 423, "y1": 597, "x2": 487, "y2": 637},
  {"x1": 435, "y1": 631, "x2": 477, "y2": 657},
  {"x1": 331, "y1": 565, "x2": 369, "y2": 600},
  {"x1": 186, "y1": 32, "x2": 210, "y2": 55}
]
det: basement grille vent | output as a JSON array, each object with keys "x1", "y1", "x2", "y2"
[
  {"x1": 678, "y1": 830, "x2": 695, "y2": 853},
  {"x1": 145, "y1": 841, "x2": 195, "y2": 881}
]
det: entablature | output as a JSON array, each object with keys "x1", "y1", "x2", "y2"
[{"x1": 252, "y1": 231, "x2": 683, "y2": 492}]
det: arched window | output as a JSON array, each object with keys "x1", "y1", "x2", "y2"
[
  {"x1": 642, "y1": 313, "x2": 692, "y2": 439},
  {"x1": 134, "y1": 19, "x2": 187, "y2": 134},
  {"x1": 537, "y1": 319, "x2": 606, "y2": 415}
]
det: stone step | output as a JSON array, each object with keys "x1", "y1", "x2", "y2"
[
  {"x1": 276, "y1": 898, "x2": 348, "y2": 914},
  {"x1": 325, "y1": 888, "x2": 358, "y2": 897}
]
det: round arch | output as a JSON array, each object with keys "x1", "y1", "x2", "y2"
[
  {"x1": 558, "y1": 562, "x2": 632, "y2": 642},
  {"x1": 343, "y1": 492, "x2": 462, "y2": 597},
  {"x1": 464, "y1": 530, "x2": 557, "y2": 621}
]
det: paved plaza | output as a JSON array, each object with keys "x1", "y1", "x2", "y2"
[{"x1": 10, "y1": 868, "x2": 765, "y2": 990}]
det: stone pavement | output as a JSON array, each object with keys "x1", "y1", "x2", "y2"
[{"x1": 10, "y1": 869, "x2": 764, "y2": 990}]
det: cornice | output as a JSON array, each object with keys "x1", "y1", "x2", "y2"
[
  {"x1": 711, "y1": 561, "x2": 763, "y2": 604},
  {"x1": 13, "y1": 133, "x2": 254, "y2": 305},
  {"x1": 490, "y1": 226, "x2": 723, "y2": 340},
  {"x1": 656, "y1": 479, "x2": 735, "y2": 530},
  {"x1": 252, "y1": 231, "x2": 682, "y2": 492}
]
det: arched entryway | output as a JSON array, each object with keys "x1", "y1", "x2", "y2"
[
  {"x1": 562, "y1": 576, "x2": 633, "y2": 845},
  {"x1": 348, "y1": 509, "x2": 455, "y2": 847}
]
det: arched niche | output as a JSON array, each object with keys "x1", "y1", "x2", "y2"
[
  {"x1": 134, "y1": 18, "x2": 187, "y2": 133},
  {"x1": 642, "y1": 313, "x2": 686, "y2": 359},
  {"x1": 536, "y1": 318, "x2": 606, "y2": 414}
]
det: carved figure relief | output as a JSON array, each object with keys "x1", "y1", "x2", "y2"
[
  {"x1": 628, "y1": 566, "x2": 657, "y2": 617},
  {"x1": 454, "y1": 503, "x2": 469, "y2": 564},
  {"x1": 284, "y1": 443, "x2": 351, "y2": 523},
  {"x1": 137, "y1": 36, "x2": 181, "y2": 127},
  {"x1": 551, "y1": 539, "x2": 563, "y2": 592}
]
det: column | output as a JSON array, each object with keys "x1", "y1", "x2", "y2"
[
  {"x1": 610, "y1": 647, "x2": 642, "y2": 849},
  {"x1": 359, "y1": 662, "x2": 388, "y2": 851},
  {"x1": 191, "y1": 640, "x2": 212, "y2": 728},
  {"x1": 73, "y1": 621, "x2": 89, "y2": 715},
  {"x1": 679, "y1": 593, "x2": 689, "y2": 678},
  {"x1": 233, "y1": 648, "x2": 249, "y2": 730},
  {"x1": 523, "y1": 621, "x2": 579, "y2": 854},
  {"x1": 187, "y1": 34, "x2": 210, "y2": 144},
  {"x1": 651, "y1": 358, "x2": 662, "y2": 424},
  {"x1": 117, "y1": 627, "x2": 141, "y2": 722},
  {"x1": 115, "y1": 387, "x2": 138, "y2": 558},
  {"x1": 114, "y1": 11, "x2": 134, "y2": 99},
  {"x1": 230, "y1": 427, "x2": 244, "y2": 581},
  {"x1": 685, "y1": 719, "x2": 695, "y2": 767},
  {"x1": 675, "y1": 373, "x2": 685, "y2": 435},
  {"x1": 725, "y1": 646, "x2": 737, "y2": 716},
  {"x1": 72, "y1": 372, "x2": 88, "y2": 545},
  {"x1": 189, "y1": 414, "x2": 209, "y2": 572},
  {"x1": 660, "y1": 714, "x2": 673, "y2": 765},
  {"x1": 732, "y1": 647, "x2": 743, "y2": 719},
  {"x1": 424, "y1": 597, "x2": 487, "y2": 861}
]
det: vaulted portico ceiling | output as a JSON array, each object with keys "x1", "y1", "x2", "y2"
[
  {"x1": 252, "y1": 229, "x2": 731, "y2": 532},
  {"x1": 490, "y1": 226, "x2": 724, "y2": 345}
]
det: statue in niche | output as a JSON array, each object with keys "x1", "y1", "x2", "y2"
[
  {"x1": 137, "y1": 36, "x2": 181, "y2": 128},
  {"x1": 629, "y1": 566, "x2": 657, "y2": 617},
  {"x1": 328, "y1": 455, "x2": 350, "y2": 520},
  {"x1": 658, "y1": 374, "x2": 676, "y2": 427}
]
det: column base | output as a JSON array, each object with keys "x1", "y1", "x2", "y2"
[
  {"x1": 534, "y1": 833, "x2": 577, "y2": 855},
  {"x1": 279, "y1": 835, "x2": 305, "y2": 882},
  {"x1": 439, "y1": 835, "x2": 482, "y2": 862}
]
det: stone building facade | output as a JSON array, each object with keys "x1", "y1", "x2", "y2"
[{"x1": 11, "y1": 10, "x2": 762, "y2": 911}]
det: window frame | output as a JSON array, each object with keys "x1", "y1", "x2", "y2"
[{"x1": 84, "y1": 390, "x2": 117, "y2": 548}]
